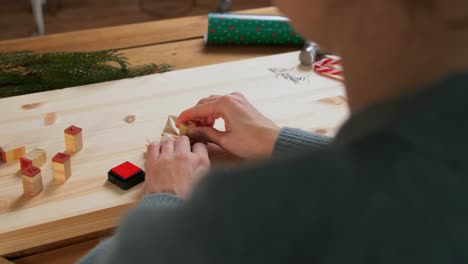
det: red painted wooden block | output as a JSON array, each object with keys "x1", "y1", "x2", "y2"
[
  {"x1": 52, "y1": 152, "x2": 71, "y2": 164},
  {"x1": 64, "y1": 125, "x2": 82, "y2": 135},
  {"x1": 0, "y1": 147, "x2": 5, "y2": 163},
  {"x1": 20, "y1": 157, "x2": 33, "y2": 170},
  {"x1": 22, "y1": 166, "x2": 41, "y2": 177}
]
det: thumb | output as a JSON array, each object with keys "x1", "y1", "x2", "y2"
[{"x1": 187, "y1": 127, "x2": 226, "y2": 146}]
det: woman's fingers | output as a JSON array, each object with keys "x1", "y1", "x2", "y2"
[
  {"x1": 192, "y1": 142, "x2": 209, "y2": 157},
  {"x1": 177, "y1": 101, "x2": 224, "y2": 127},
  {"x1": 174, "y1": 92, "x2": 280, "y2": 160},
  {"x1": 197, "y1": 95, "x2": 222, "y2": 105},
  {"x1": 195, "y1": 116, "x2": 216, "y2": 127},
  {"x1": 174, "y1": 136, "x2": 191, "y2": 154},
  {"x1": 147, "y1": 142, "x2": 160, "y2": 161},
  {"x1": 160, "y1": 139, "x2": 175, "y2": 156},
  {"x1": 181, "y1": 94, "x2": 242, "y2": 127},
  {"x1": 206, "y1": 116, "x2": 215, "y2": 126},
  {"x1": 194, "y1": 95, "x2": 222, "y2": 127},
  {"x1": 187, "y1": 127, "x2": 226, "y2": 147}
]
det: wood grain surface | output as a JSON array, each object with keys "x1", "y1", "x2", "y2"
[{"x1": 0, "y1": 51, "x2": 348, "y2": 256}]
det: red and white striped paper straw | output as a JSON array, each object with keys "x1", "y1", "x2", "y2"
[{"x1": 313, "y1": 56, "x2": 344, "y2": 81}]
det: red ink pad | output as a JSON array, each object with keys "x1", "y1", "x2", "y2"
[{"x1": 108, "y1": 161, "x2": 145, "y2": 190}]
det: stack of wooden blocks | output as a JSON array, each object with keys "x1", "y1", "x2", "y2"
[
  {"x1": 0, "y1": 125, "x2": 83, "y2": 197},
  {"x1": 19, "y1": 148, "x2": 47, "y2": 196}
]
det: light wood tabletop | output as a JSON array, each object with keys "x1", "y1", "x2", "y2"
[{"x1": 0, "y1": 7, "x2": 326, "y2": 264}]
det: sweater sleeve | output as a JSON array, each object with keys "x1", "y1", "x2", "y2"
[
  {"x1": 273, "y1": 127, "x2": 332, "y2": 158},
  {"x1": 138, "y1": 193, "x2": 184, "y2": 208},
  {"x1": 77, "y1": 193, "x2": 183, "y2": 264}
]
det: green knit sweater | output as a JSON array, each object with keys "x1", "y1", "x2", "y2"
[{"x1": 79, "y1": 72, "x2": 468, "y2": 264}]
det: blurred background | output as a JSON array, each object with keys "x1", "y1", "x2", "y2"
[{"x1": 0, "y1": 0, "x2": 272, "y2": 41}]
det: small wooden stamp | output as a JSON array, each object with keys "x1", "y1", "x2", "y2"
[
  {"x1": 22, "y1": 166, "x2": 43, "y2": 196},
  {"x1": 64, "y1": 125, "x2": 83, "y2": 153},
  {"x1": 52, "y1": 152, "x2": 72, "y2": 183},
  {"x1": 20, "y1": 148, "x2": 47, "y2": 170},
  {"x1": 0, "y1": 144, "x2": 26, "y2": 163}
]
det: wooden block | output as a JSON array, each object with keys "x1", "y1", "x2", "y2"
[
  {"x1": 21, "y1": 166, "x2": 43, "y2": 196},
  {"x1": 64, "y1": 125, "x2": 83, "y2": 153},
  {"x1": 0, "y1": 145, "x2": 26, "y2": 163},
  {"x1": 52, "y1": 152, "x2": 72, "y2": 183},
  {"x1": 20, "y1": 148, "x2": 47, "y2": 170}
]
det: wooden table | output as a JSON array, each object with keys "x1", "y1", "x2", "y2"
[{"x1": 0, "y1": 7, "x2": 305, "y2": 264}]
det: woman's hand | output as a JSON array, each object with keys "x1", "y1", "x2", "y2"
[
  {"x1": 145, "y1": 137, "x2": 210, "y2": 199},
  {"x1": 177, "y1": 92, "x2": 280, "y2": 160}
]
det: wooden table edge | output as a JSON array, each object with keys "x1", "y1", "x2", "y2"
[{"x1": 1, "y1": 203, "x2": 133, "y2": 258}]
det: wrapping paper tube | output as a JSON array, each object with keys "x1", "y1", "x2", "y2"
[{"x1": 205, "y1": 13, "x2": 305, "y2": 45}]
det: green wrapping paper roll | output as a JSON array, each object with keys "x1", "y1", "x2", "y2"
[{"x1": 205, "y1": 13, "x2": 305, "y2": 45}]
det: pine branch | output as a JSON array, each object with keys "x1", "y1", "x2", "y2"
[{"x1": 0, "y1": 50, "x2": 172, "y2": 98}]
